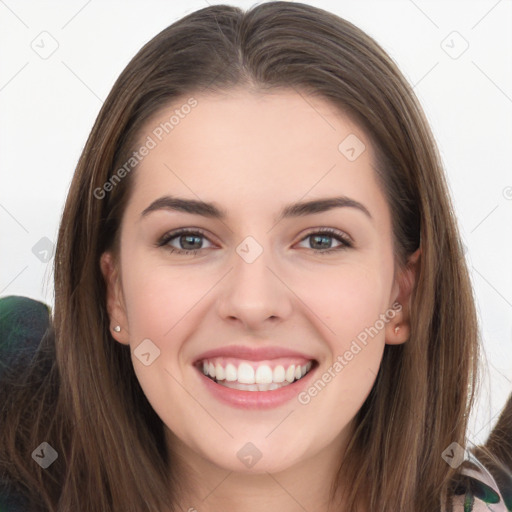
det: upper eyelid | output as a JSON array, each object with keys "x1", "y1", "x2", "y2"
[{"x1": 158, "y1": 228, "x2": 213, "y2": 247}]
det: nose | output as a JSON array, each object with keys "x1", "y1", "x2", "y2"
[{"x1": 216, "y1": 240, "x2": 293, "y2": 330}]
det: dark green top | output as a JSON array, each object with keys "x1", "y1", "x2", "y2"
[{"x1": 0, "y1": 296, "x2": 51, "y2": 511}]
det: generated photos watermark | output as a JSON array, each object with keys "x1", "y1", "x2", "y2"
[
  {"x1": 297, "y1": 302, "x2": 402, "y2": 405},
  {"x1": 93, "y1": 97, "x2": 198, "y2": 200}
]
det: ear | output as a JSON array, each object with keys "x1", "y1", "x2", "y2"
[
  {"x1": 100, "y1": 251, "x2": 130, "y2": 345},
  {"x1": 385, "y1": 247, "x2": 421, "y2": 345}
]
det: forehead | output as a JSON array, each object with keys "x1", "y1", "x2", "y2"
[
  {"x1": 126, "y1": 89, "x2": 385, "y2": 220},
  {"x1": 138, "y1": 88, "x2": 364, "y2": 159}
]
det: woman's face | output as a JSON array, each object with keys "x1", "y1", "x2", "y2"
[{"x1": 101, "y1": 89, "x2": 417, "y2": 476}]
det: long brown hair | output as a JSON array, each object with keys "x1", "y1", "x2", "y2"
[{"x1": 0, "y1": 2, "x2": 486, "y2": 510}]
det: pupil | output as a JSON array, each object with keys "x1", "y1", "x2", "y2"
[
  {"x1": 181, "y1": 235, "x2": 201, "y2": 250},
  {"x1": 312, "y1": 235, "x2": 331, "y2": 249}
]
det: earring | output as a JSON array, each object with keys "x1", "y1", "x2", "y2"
[
  {"x1": 394, "y1": 324, "x2": 400, "y2": 334},
  {"x1": 113, "y1": 325, "x2": 121, "y2": 332}
]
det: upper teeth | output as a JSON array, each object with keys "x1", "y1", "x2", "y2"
[{"x1": 201, "y1": 359, "x2": 313, "y2": 384}]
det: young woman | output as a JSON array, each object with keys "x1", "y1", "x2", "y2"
[{"x1": 1, "y1": 2, "x2": 510, "y2": 511}]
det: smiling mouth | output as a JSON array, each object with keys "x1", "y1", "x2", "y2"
[{"x1": 196, "y1": 358, "x2": 318, "y2": 392}]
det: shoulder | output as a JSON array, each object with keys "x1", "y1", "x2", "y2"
[
  {"x1": 0, "y1": 294, "x2": 51, "y2": 377},
  {"x1": 0, "y1": 481, "x2": 33, "y2": 511},
  {"x1": 447, "y1": 450, "x2": 512, "y2": 511},
  {"x1": 0, "y1": 295, "x2": 52, "y2": 512}
]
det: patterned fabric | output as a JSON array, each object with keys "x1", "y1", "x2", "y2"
[
  {"x1": 446, "y1": 450, "x2": 512, "y2": 511},
  {"x1": 0, "y1": 295, "x2": 511, "y2": 511}
]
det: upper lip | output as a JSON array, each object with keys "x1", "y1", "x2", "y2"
[{"x1": 194, "y1": 345, "x2": 317, "y2": 364}]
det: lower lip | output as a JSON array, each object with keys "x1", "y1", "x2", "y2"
[{"x1": 195, "y1": 363, "x2": 317, "y2": 410}]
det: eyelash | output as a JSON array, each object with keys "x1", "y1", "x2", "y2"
[{"x1": 156, "y1": 227, "x2": 353, "y2": 256}]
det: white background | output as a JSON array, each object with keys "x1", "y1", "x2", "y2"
[{"x1": 1, "y1": 0, "x2": 511, "y2": 446}]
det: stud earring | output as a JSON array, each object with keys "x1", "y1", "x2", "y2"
[
  {"x1": 113, "y1": 325, "x2": 121, "y2": 332},
  {"x1": 394, "y1": 324, "x2": 400, "y2": 334}
]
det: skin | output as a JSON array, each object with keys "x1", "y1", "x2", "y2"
[{"x1": 101, "y1": 88, "x2": 420, "y2": 512}]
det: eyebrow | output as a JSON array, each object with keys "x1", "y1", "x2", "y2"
[{"x1": 140, "y1": 195, "x2": 373, "y2": 223}]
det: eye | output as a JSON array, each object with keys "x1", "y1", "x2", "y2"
[
  {"x1": 296, "y1": 228, "x2": 353, "y2": 255},
  {"x1": 157, "y1": 228, "x2": 214, "y2": 255},
  {"x1": 156, "y1": 227, "x2": 353, "y2": 256}
]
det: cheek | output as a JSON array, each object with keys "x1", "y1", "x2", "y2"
[
  {"x1": 121, "y1": 258, "x2": 207, "y2": 340},
  {"x1": 119, "y1": 259, "x2": 201, "y2": 429},
  {"x1": 296, "y1": 260, "x2": 391, "y2": 345},
  {"x1": 294, "y1": 264, "x2": 389, "y2": 433}
]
